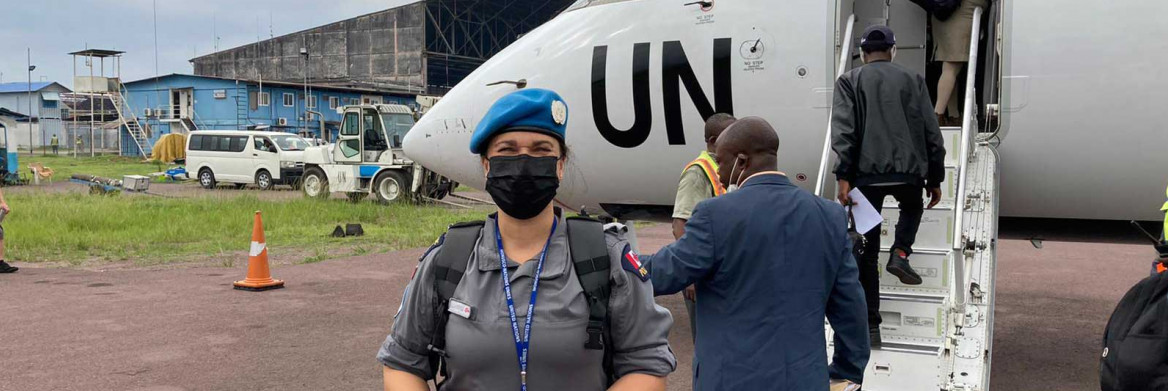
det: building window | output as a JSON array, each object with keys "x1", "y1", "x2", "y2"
[
  {"x1": 259, "y1": 92, "x2": 271, "y2": 107},
  {"x1": 307, "y1": 95, "x2": 317, "y2": 109},
  {"x1": 329, "y1": 96, "x2": 339, "y2": 110},
  {"x1": 283, "y1": 93, "x2": 294, "y2": 107},
  {"x1": 349, "y1": 98, "x2": 360, "y2": 106}
]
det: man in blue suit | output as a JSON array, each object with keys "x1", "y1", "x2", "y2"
[{"x1": 645, "y1": 117, "x2": 869, "y2": 390}]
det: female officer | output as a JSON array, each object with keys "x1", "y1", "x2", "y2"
[{"x1": 377, "y1": 88, "x2": 676, "y2": 391}]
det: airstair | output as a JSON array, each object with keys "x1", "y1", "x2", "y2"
[{"x1": 818, "y1": 8, "x2": 999, "y2": 391}]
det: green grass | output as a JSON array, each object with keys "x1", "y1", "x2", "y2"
[
  {"x1": 5, "y1": 191, "x2": 481, "y2": 266},
  {"x1": 24, "y1": 154, "x2": 171, "y2": 181}
]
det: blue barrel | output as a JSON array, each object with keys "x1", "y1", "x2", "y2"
[{"x1": 5, "y1": 152, "x2": 15, "y2": 174}]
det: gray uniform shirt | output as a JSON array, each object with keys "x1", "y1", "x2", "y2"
[{"x1": 378, "y1": 214, "x2": 676, "y2": 390}]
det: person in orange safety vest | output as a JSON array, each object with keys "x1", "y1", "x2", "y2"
[{"x1": 670, "y1": 113, "x2": 736, "y2": 341}]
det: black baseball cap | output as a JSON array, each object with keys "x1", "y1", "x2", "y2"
[{"x1": 860, "y1": 25, "x2": 896, "y2": 50}]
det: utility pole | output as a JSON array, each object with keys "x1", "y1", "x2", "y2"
[
  {"x1": 300, "y1": 45, "x2": 308, "y2": 134},
  {"x1": 27, "y1": 48, "x2": 36, "y2": 156}
]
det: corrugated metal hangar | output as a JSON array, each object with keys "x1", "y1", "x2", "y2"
[{"x1": 190, "y1": 0, "x2": 575, "y2": 96}]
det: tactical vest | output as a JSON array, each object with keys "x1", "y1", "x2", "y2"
[
  {"x1": 424, "y1": 216, "x2": 616, "y2": 386},
  {"x1": 685, "y1": 151, "x2": 726, "y2": 197}
]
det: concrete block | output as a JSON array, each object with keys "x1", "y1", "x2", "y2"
[
  {"x1": 349, "y1": 54, "x2": 371, "y2": 77},
  {"x1": 371, "y1": 54, "x2": 395, "y2": 75},
  {"x1": 322, "y1": 32, "x2": 347, "y2": 56},
  {"x1": 323, "y1": 55, "x2": 349, "y2": 78},
  {"x1": 347, "y1": 28, "x2": 372, "y2": 55},
  {"x1": 400, "y1": 3, "x2": 426, "y2": 27},
  {"x1": 371, "y1": 29, "x2": 396, "y2": 54},
  {"x1": 397, "y1": 27, "x2": 425, "y2": 52}
]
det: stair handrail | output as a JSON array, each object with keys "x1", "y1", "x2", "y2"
[
  {"x1": 190, "y1": 110, "x2": 209, "y2": 132},
  {"x1": 114, "y1": 80, "x2": 151, "y2": 155},
  {"x1": 115, "y1": 80, "x2": 143, "y2": 129},
  {"x1": 952, "y1": 6, "x2": 984, "y2": 309},
  {"x1": 814, "y1": 14, "x2": 856, "y2": 198}
]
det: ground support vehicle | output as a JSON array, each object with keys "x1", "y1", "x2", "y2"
[{"x1": 301, "y1": 104, "x2": 453, "y2": 204}]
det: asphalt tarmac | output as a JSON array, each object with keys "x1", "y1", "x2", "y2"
[{"x1": 0, "y1": 223, "x2": 1150, "y2": 390}]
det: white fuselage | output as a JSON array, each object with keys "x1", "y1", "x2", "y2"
[
  {"x1": 404, "y1": 0, "x2": 1168, "y2": 222},
  {"x1": 406, "y1": 0, "x2": 835, "y2": 219}
]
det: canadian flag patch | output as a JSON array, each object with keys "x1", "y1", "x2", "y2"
[{"x1": 621, "y1": 244, "x2": 650, "y2": 282}]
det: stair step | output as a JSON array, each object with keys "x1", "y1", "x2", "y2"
[
  {"x1": 866, "y1": 206, "x2": 956, "y2": 250},
  {"x1": 873, "y1": 250, "x2": 952, "y2": 295},
  {"x1": 824, "y1": 345, "x2": 943, "y2": 391},
  {"x1": 875, "y1": 294, "x2": 947, "y2": 347}
]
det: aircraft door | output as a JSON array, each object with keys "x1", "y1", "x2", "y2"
[
  {"x1": 848, "y1": 0, "x2": 928, "y2": 75},
  {"x1": 361, "y1": 109, "x2": 389, "y2": 162},
  {"x1": 334, "y1": 111, "x2": 362, "y2": 164}
]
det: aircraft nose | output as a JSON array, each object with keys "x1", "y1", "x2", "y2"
[
  {"x1": 402, "y1": 118, "x2": 438, "y2": 169},
  {"x1": 403, "y1": 102, "x2": 481, "y2": 189}
]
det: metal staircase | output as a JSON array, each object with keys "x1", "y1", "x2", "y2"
[
  {"x1": 179, "y1": 117, "x2": 198, "y2": 133},
  {"x1": 111, "y1": 83, "x2": 151, "y2": 157},
  {"x1": 819, "y1": 9, "x2": 999, "y2": 391}
]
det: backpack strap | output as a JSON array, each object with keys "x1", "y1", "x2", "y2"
[
  {"x1": 566, "y1": 216, "x2": 616, "y2": 384},
  {"x1": 425, "y1": 220, "x2": 484, "y2": 380}
]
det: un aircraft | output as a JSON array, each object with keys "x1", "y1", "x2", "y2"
[{"x1": 402, "y1": 1, "x2": 1168, "y2": 389}]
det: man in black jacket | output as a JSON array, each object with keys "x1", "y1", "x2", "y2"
[{"x1": 832, "y1": 25, "x2": 946, "y2": 346}]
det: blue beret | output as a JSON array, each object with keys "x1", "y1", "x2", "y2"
[{"x1": 470, "y1": 88, "x2": 568, "y2": 154}]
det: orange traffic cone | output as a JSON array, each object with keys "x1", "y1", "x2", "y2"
[{"x1": 234, "y1": 211, "x2": 285, "y2": 291}]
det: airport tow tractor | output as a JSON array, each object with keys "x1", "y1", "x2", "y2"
[{"x1": 301, "y1": 104, "x2": 455, "y2": 204}]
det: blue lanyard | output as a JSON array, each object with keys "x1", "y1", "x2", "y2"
[{"x1": 495, "y1": 217, "x2": 558, "y2": 391}]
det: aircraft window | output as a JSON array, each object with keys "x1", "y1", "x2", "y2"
[{"x1": 563, "y1": 0, "x2": 636, "y2": 13}]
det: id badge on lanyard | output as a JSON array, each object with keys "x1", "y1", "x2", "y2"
[{"x1": 496, "y1": 218, "x2": 558, "y2": 391}]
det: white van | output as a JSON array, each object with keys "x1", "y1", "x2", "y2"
[{"x1": 186, "y1": 131, "x2": 309, "y2": 190}]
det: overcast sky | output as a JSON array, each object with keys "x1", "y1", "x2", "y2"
[{"x1": 0, "y1": 0, "x2": 417, "y2": 88}]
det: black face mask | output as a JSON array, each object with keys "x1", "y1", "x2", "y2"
[{"x1": 485, "y1": 155, "x2": 560, "y2": 220}]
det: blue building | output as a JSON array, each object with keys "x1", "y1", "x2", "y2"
[
  {"x1": 119, "y1": 74, "x2": 415, "y2": 156},
  {"x1": 0, "y1": 82, "x2": 71, "y2": 151}
]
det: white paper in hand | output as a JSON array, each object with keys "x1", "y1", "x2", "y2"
[
  {"x1": 846, "y1": 188, "x2": 882, "y2": 234},
  {"x1": 829, "y1": 379, "x2": 863, "y2": 391}
]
